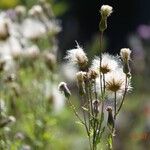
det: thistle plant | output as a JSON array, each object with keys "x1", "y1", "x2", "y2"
[{"x1": 59, "y1": 4, "x2": 132, "y2": 150}]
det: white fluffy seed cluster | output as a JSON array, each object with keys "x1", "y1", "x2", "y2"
[
  {"x1": 65, "y1": 43, "x2": 88, "y2": 69},
  {"x1": 65, "y1": 45, "x2": 132, "y2": 99},
  {"x1": 91, "y1": 53, "x2": 120, "y2": 74}
]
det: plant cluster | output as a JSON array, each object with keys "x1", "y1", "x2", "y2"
[
  {"x1": 0, "y1": 1, "x2": 65, "y2": 149},
  {"x1": 59, "y1": 5, "x2": 132, "y2": 150}
]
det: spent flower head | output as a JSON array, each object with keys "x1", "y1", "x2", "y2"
[
  {"x1": 65, "y1": 43, "x2": 88, "y2": 70},
  {"x1": 120, "y1": 48, "x2": 131, "y2": 63},
  {"x1": 105, "y1": 69, "x2": 132, "y2": 93},
  {"x1": 91, "y1": 53, "x2": 120, "y2": 74},
  {"x1": 76, "y1": 71, "x2": 86, "y2": 83}
]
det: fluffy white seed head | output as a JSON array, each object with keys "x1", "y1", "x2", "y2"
[
  {"x1": 100, "y1": 5, "x2": 113, "y2": 18},
  {"x1": 120, "y1": 48, "x2": 131, "y2": 62},
  {"x1": 65, "y1": 44, "x2": 88, "y2": 70},
  {"x1": 105, "y1": 69, "x2": 132, "y2": 94},
  {"x1": 22, "y1": 18, "x2": 46, "y2": 40},
  {"x1": 91, "y1": 53, "x2": 121, "y2": 74},
  {"x1": 96, "y1": 69, "x2": 132, "y2": 99}
]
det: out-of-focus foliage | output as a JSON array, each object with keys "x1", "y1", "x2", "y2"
[
  {"x1": 0, "y1": 0, "x2": 69, "y2": 16},
  {"x1": 0, "y1": 0, "x2": 19, "y2": 8}
]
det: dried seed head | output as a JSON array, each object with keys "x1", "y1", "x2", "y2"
[
  {"x1": 88, "y1": 69, "x2": 98, "y2": 80},
  {"x1": 91, "y1": 54, "x2": 120, "y2": 74},
  {"x1": 105, "y1": 69, "x2": 132, "y2": 93},
  {"x1": 76, "y1": 71, "x2": 86, "y2": 95},
  {"x1": 65, "y1": 43, "x2": 88, "y2": 70},
  {"x1": 120, "y1": 48, "x2": 131, "y2": 63},
  {"x1": 44, "y1": 52, "x2": 56, "y2": 71},
  {"x1": 100, "y1": 64, "x2": 111, "y2": 74},
  {"x1": 106, "y1": 78, "x2": 123, "y2": 92},
  {"x1": 100, "y1": 5, "x2": 113, "y2": 18},
  {"x1": 76, "y1": 71, "x2": 86, "y2": 83},
  {"x1": 58, "y1": 82, "x2": 71, "y2": 98},
  {"x1": 0, "y1": 19, "x2": 9, "y2": 40}
]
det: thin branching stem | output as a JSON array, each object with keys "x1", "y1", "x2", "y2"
[
  {"x1": 68, "y1": 97, "x2": 92, "y2": 148},
  {"x1": 81, "y1": 95, "x2": 89, "y2": 133},
  {"x1": 67, "y1": 98, "x2": 85, "y2": 127}
]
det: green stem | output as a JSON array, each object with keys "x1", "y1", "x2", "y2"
[
  {"x1": 114, "y1": 92, "x2": 117, "y2": 120},
  {"x1": 99, "y1": 31, "x2": 103, "y2": 94},
  {"x1": 116, "y1": 75, "x2": 128, "y2": 116}
]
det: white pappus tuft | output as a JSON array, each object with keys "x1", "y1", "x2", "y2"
[
  {"x1": 91, "y1": 53, "x2": 121, "y2": 74},
  {"x1": 65, "y1": 43, "x2": 88, "y2": 70}
]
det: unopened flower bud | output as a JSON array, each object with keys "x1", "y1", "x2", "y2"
[
  {"x1": 92, "y1": 100, "x2": 100, "y2": 115},
  {"x1": 99, "y1": 5, "x2": 113, "y2": 32},
  {"x1": 58, "y1": 82, "x2": 71, "y2": 98},
  {"x1": 106, "y1": 106, "x2": 114, "y2": 129}
]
